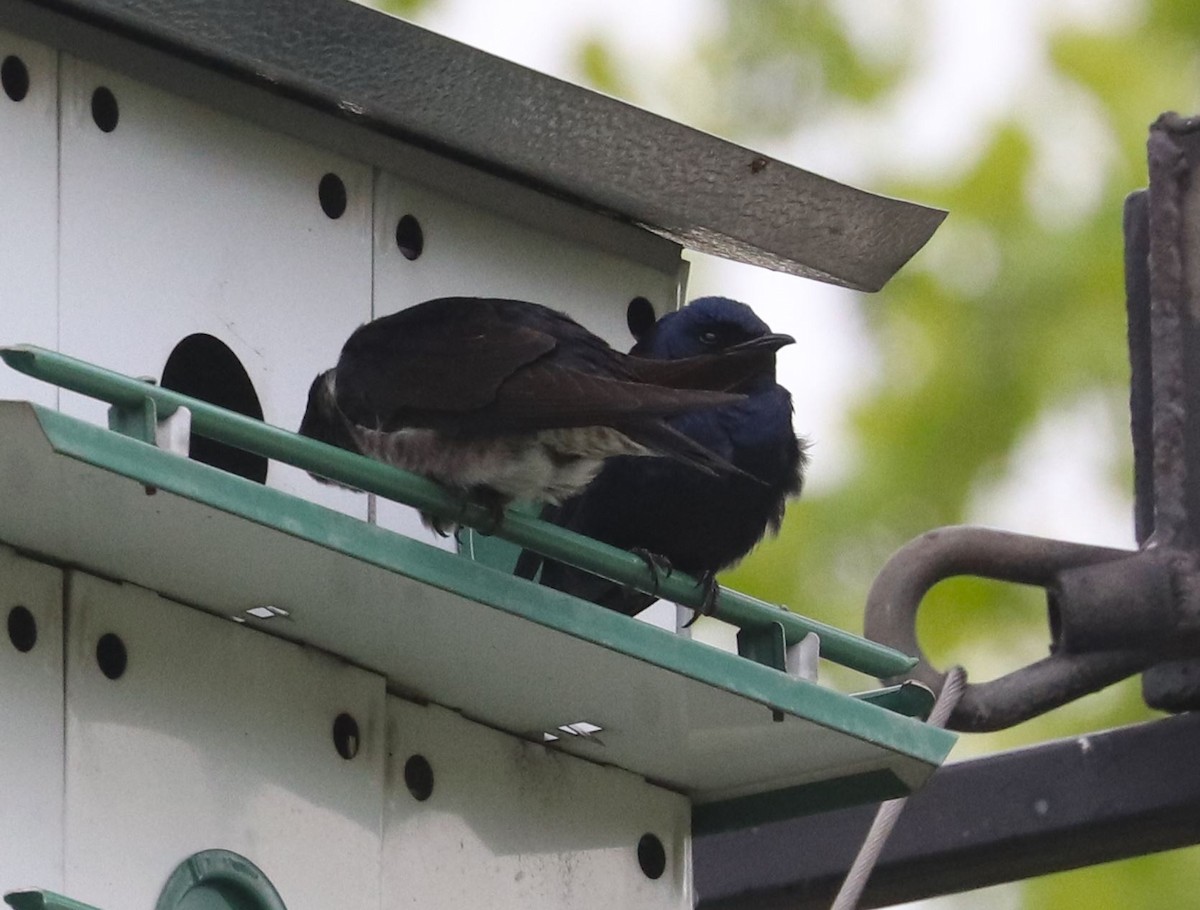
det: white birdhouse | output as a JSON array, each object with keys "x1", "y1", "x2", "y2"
[{"x1": 0, "y1": 2, "x2": 951, "y2": 909}]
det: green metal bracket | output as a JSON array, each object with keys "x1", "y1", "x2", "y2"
[
  {"x1": 107, "y1": 394, "x2": 158, "y2": 444},
  {"x1": 854, "y1": 681, "x2": 937, "y2": 720},
  {"x1": 5, "y1": 891, "x2": 105, "y2": 910},
  {"x1": 737, "y1": 621, "x2": 787, "y2": 671},
  {"x1": 1, "y1": 344, "x2": 918, "y2": 679},
  {"x1": 737, "y1": 621, "x2": 789, "y2": 720},
  {"x1": 693, "y1": 768, "x2": 910, "y2": 836}
]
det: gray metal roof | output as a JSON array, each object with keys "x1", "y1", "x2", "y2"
[{"x1": 4, "y1": 0, "x2": 945, "y2": 291}]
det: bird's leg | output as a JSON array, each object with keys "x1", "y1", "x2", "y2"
[{"x1": 682, "y1": 571, "x2": 721, "y2": 628}]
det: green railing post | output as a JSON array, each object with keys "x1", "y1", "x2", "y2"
[{"x1": 6, "y1": 890, "x2": 106, "y2": 910}]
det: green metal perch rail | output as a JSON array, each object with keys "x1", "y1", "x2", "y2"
[{"x1": 1, "y1": 344, "x2": 916, "y2": 680}]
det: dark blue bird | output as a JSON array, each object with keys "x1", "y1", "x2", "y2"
[
  {"x1": 518, "y1": 296, "x2": 807, "y2": 615},
  {"x1": 298, "y1": 296, "x2": 789, "y2": 532}
]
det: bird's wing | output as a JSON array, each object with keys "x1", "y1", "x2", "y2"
[
  {"x1": 334, "y1": 297, "x2": 749, "y2": 436},
  {"x1": 485, "y1": 364, "x2": 741, "y2": 432},
  {"x1": 334, "y1": 310, "x2": 559, "y2": 426}
]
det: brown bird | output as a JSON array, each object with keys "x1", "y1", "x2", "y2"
[{"x1": 299, "y1": 296, "x2": 790, "y2": 532}]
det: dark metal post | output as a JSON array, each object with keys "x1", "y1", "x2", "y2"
[
  {"x1": 1125, "y1": 189, "x2": 1155, "y2": 545},
  {"x1": 1141, "y1": 114, "x2": 1200, "y2": 708}
]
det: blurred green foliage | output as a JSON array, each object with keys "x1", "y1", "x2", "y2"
[
  {"x1": 372, "y1": 0, "x2": 437, "y2": 17},
  {"x1": 373, "y1": 0, "x2": 1197, "y2": 903},
  {"x1": 575, "y1": 1, "x2": 1200, "y2": 906},
  {"x1": 718, "y1": 2, "x2": 1200, "y2": 906}
]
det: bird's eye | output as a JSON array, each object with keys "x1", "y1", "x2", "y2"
[{"x1": 699, "y1": 330, "x2": 719, "y2": 346}]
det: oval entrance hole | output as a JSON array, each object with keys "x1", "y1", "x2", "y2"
[{"x1": 161, "y1": 334, "x2": 268, "y2": 484}]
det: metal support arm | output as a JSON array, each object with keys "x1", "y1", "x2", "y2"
[{"x1": 864, "y1": 526, "x2": 1157, "y2": 731}]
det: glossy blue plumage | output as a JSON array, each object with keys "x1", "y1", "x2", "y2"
[{"x1": 527, "y1": 296, "x2": 807, "y2": 614}]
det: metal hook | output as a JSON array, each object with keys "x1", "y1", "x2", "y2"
[{"x1": 864, "y1": 525, "x2": 1157, "y2": 732}]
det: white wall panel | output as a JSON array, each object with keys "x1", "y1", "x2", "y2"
[
  {"x1": 0, "y1": 32, "x2": 58, "y2": 407},
  {"x1": 64, "y1": 571, "x2": 386, "y2": 910},
  {"x1": 384, "y1": 697, "x2": 692, "y2": 909},
  {"x1": 57, "y1": 56, "x2": 372, "y2": 516},
  {"x1": 0, "y1": 546, "x2": 64, "y2": 892},
  {"x1": 374, "y1": 171, "x2": 681, "y2": 339}
]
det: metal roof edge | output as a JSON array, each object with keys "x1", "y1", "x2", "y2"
[{"x1": 6, "y1": 0, "x2": 945, "y2": 291}]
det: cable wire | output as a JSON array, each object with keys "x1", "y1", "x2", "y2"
[{"x1": 830, "y1": 666, "x2": 968, "y2": 910}]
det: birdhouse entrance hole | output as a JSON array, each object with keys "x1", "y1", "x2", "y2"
[{"x1": 160, "y1": 334, "x2": 267, "y2": 484}]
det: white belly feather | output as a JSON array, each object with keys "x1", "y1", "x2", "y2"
[{"x1": 354, "y1": 425, "x2": 649, "y2": 504}]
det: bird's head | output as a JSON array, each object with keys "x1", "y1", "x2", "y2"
[{"x1": 632, "y1": 296, "x2": 793, "y2": 384}]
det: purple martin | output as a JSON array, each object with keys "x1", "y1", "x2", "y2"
[
  {"x1": 298, "y1": 296, "x2": 789, "y2": 532},
  {"x1": 518, "y1": 296, "x2": 807, "y2": 615}
]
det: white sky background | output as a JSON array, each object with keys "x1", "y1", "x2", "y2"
[{"x1": 385, "y1": 0, "x2": 1140, "y2": 552}]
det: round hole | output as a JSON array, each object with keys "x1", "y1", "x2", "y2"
[
  {"x1": 318, "y1": 173, "x2": 347, "y2": 219},
  {"x1": 91, "y1": 86, "x2": 119, "y2": 132},
  {"x1": 7, "y1": 605, "x2": 36, "y2": 653},
  {"x1": 96, "y1": 632, "x2": 127, "y2": 680},
  {"x1": 637, "y1": 833, "x2": 666, "y2": 880},
  {"x1": 160, "y1": 334, "x2": 268, "y2": 484},
  {"x1": 395, "y1": 214, "x2": 424, "y2": 260},
  {"x1": 2, "y1": 55, "x2": 29, "y2": 102},
  {"x1": 332, "y1": 712, "x2": 360, "y2": 760},
  {"x1": 404, "y1": 754, "x2": 434, "y2": 801},
  {"x1": 627, "y1": 296, "x2": 657, "y2": 340}
]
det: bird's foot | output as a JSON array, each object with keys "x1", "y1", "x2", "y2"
[
  {"x1": 630, "y1": 547, "x2": 673, "y2": 597},
  {"x1": 424, "y1": 488, "x2": 508, "y2": 538},
  {"x1": 682, "y1": 571, "x2": 721, "y2": 628},
  {"x1": 423, "y1": 512, "x2": 455, "y2": 538},
  {"x1": 469, "y1": 488, "x2": 508, "y2": 536}
]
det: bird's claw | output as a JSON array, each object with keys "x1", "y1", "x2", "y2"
[
  {"x1": 425, "y1": 513, "x2": 454, "y2": 538},
  {"x1": 470, "y1": 489, "x2": 507, "y2": 537},
  {"x1": 630, "y1": 547, "x2": 673, "y2": 597},
  {"x1": 682, "y1": 572, "x2": 720, "y2": 628},
  {"x1": 429, "y1": 488, "x2": 507, "y2": 537}
]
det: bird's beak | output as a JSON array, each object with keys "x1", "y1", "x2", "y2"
[{"x1": 727, "y1": 332, "x2": 795, "y2": 354}]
